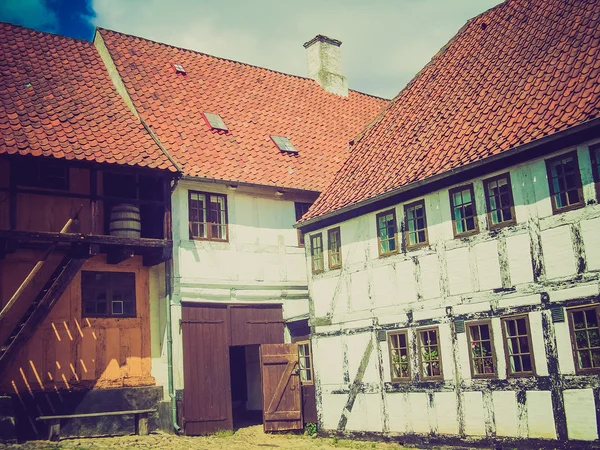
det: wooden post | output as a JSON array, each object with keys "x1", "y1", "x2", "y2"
[
  {"x1": 136, "y1": 412, "x2": 149, "y2": 436},
  {"x1": 9, "y1": 160, "x2": 17, "y2": 231},
  {"x1": 48, "y1": 418, "x2": 61, "y2": 441},
  {"x1": 90, "y1": 166, "x2": 100, "y2": 235}
]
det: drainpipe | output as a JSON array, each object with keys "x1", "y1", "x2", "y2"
[
  {"x1": 166, "y1": 175, "x2": 182, "y2": 433},
  {"x1": 165, "y1": 259, "x2": 182, "y2": 434}
]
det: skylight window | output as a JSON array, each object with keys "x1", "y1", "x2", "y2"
[
  {"x1": 204, "y1": 113, "x2": 228, "y2": 131},
  {"x1": 172, "y1": 63, "x2": 186, "y2": 74},
  {"x1": 271, "y1": 136, "x2": 298, "y2": 153}
]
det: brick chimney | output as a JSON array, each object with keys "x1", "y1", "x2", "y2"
[{"x1": 303, "y1": 35, "x2": 348, "y2": 97}]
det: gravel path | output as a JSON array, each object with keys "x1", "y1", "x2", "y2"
[{"x1": 0, "y1": 425, "x2": 408, "y2": 450}]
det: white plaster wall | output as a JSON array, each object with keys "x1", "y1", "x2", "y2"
[
  {"x1": 506, "y1": 233, "x2": 534, "y2": 285},
  {"x1": 493, "y1": 391, "x2": 519, "y2": 437},
  {"x1": 526, "y1": 390, "x2": 556, "y2": 439},
  {"x1": 434, "y1": 392, "x2": 459, "y2": 435},
  {"x1": 172, "y1": 181, "x2": 311, "y2": 321},
  {"x1": 541, "y1": 225, "x2": 575, "y2": 280},
  {"x1": 581, "y1": 216, "x2": 600, "y2": 271},
  {"x1": 346, "y1": 394, "x2": 383, "y2": 432},
  {"x1": 463, "y1": 392, "x2": 486, "y2": 436},
  {"x1": 564, "y1": 389, "x2": 598, "y2": 441},
  {"x1": 307, "y1": 143, "x2": 600, "y2": 441}
]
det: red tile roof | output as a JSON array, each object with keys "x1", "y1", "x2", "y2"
[
  {"x1": 303, "y1": 0, "x2": 600, "y2": 221},
  {"x1": 97, "y1": 28, "x2": 387, "y2": 192},
  {"x1": 0, "y1": 23, "x2": 176, "y2": 171}
]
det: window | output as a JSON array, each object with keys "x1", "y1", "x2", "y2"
[
  {"x1": 388, "y1": 331, "x2": 411, "y2": 381},
  {"x1": 449, "y1": 185, "x2": 478, "y2": 237},
  {"x1": 418, "y1": 327, "x2": 443, "y2": 380},
  {"x1": 546, "y1": 152, "x2": 584, "y2": 213},
  {"x1": 328, "y1": 227, "x2": 342, "y2": 269},
  {"x1": 14, "y1": 158, "x2": 69, "y2": 191},
  {"x1": 188, "y1": 191, "x2": 228, "y2": 241},
  {"x1": 404, "y1": 200, "x2": 428, "y2": 248},
  {"x1": 484, "y1": 173, "x2": 516, "y2": 229},
  {"x1": 271, "y1": 136, "x2": 298, "y2": 153},
  {"x1": 376, "y1": 209, "x2": 398, "y2": 256},
  {"x1": 203, "y1": 113, "x2": 228, "y2": 131},
  {"x1": 466, "y1": 321, "x2": 496, "y2": 378},
  {"x1": 568, "y1": 306, "x2": 600, "y2": 374},
  {"x1": 589, "y1": 144, "x2": 600, "y2": 199},
  {"x1": 82, "y1": 271, "x2": 136, "y2": 318},
  {"x1": 295, "y1": 202, "x2": 312, "y2": 247},
  {"x1": 501, "y1": 315, "x2": 535, "y2": 377},
  {"x1": 310, "y1": 233, "x2": 324, "y2": 274},
  {"x1": 297, "y1": 341, "x2": 313, "y2": 384}
]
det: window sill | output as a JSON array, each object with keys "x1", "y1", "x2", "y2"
[
  {"x1": 488, "y1": 220, "x2": 517, "y2": 231},
  {"x1": 378, "y1": 250, "x2": 399, "y2": 258},
  {"x1": 453, "y1": 229, "x2": 479, "y2": 239},
  {"x1": 552, "y1": 202, "x2": 585, "y2": 215},
  {"x1": 405, "y1": 242, "x2": 429, "y2": 251}
]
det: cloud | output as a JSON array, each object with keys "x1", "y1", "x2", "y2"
[
  {"x1": 92, "y1": 0, "x2": 503, "y2": 99},
  {"x1": 0, "y1": 0, "x2": 59, "y2": 32}
]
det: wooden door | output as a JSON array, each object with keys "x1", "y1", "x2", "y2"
[
  {"x1": 181, "y1": 303, "x2": 232, "y2": 435},
  {"x1": 229, "y1": 304, "x2": 284, "y2": 346},
  {"x1": 260, "y1": 343, "x2": 303, "y2": 432}
]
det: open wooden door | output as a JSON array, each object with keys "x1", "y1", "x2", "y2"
[{"x1": 260, "y1": 343, "x2": 303, "y2": 432}]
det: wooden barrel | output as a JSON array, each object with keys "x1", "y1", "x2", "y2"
[{"x1": 109, "y1": 204, "x2": 141, "y2": 238}]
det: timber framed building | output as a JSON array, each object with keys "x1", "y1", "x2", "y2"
[{"x1": 298, "y1": 0, "x2": 600, "y2": 447}]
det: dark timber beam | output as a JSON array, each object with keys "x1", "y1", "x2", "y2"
[
  {"x1": 106, "y1": 246, "x2": 135, "y2": 265},
  {"x1": 143, "y1": 247, "x2": 171, "y2": 267}
]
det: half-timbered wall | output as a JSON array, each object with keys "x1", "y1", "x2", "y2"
[{"x1": 306, "y1": 140, "x2": 600, "y2": 443}]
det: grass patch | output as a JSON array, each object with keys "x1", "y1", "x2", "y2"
[{"x1": 214, "y1": 429, "x2": 235, "y2": 438}]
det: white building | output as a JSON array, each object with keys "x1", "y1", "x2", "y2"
[
  {"x1": 298, "y1": 0, "x2": 600, "y2": 446},
  {"x1": 95, "y1": 29, "x2": 386, "y2": 434}
]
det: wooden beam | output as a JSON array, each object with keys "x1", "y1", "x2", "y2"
[
  {"x1": 107, "y1": 246, "x2": 135, "y2": 265},
  {"x1": 0, "y1": 239, "x2": 17, "y2": 260},
  {"x1": 69, "y1": 242, "x2": 99, "y2": 259},
  {"x1": 0, "y1": 230, "x2": 172, "y2": 248},
  {"x1": 142, "y1": 246, "x2": 171, "y2": 267}
]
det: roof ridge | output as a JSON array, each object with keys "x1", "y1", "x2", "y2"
[
  {"x1": 0, "y1": 21, "x2": 92, "y2": 45},
  {"x1": 96, "y1": 27, "x2": 387, "y2": 100}
]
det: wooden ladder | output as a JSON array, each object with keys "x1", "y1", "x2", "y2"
[{"x1": 0, "y1": 208, "x2": 85, "y2": 377}]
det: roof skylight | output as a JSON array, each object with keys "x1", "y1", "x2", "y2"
[
  {"x1": 204, "y1": 113, "x2": 228, "y2": 131},
  {"x1": 271, "y1": 136, "x2": 298, "y2": 153}
]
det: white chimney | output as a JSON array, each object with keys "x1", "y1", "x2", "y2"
[{"x1": 303, "y1": 35, "x2": 348, "y2": 97}]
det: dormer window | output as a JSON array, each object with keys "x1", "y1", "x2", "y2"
[
  {"x1": 203, "y1": 113, "x2": 228, "y2": 131},
  {"x1": 172, "y1": 63, "x2": 186, "y2": 74},
  {"x1": 271, "y1": 136, "x2": 298, "y2": 153}
]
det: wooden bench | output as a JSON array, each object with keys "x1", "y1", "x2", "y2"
[{"x1": 36, "y1": 408, "x2": 156, "y2": 441}]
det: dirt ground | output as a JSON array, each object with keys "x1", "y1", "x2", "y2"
[{"x1": 0, "y1": 425, "x2": 416, "y2": 450}]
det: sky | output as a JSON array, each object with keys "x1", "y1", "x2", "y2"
[{"x1": 0, "y1": 0, "x2": 504, "y2": 99}]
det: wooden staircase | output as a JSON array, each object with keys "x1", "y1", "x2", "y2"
[
  {"x1": 0, "y1": 207, "x2": 86, "y2": 378},
  {"x1": 0, "y1": 255, "x2": 84, "y2": 377}
]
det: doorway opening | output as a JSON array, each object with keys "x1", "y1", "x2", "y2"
[{"x1": 229, "y1": 344, "x2": 263, "y2": 429}]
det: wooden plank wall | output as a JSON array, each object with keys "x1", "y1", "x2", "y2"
[
  {"x1": 0, "y1": 160, "x2": 100, "y2": 233},
  {"x1": 0, "y1": 252, "x2": 153, "y2": 394}
]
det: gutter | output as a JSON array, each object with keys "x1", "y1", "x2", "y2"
[
  {"x1": 180, "y1": 175, "x2": 320, "y2": 197},
  {"x1": 296, "y1": 117, "x2": 600, "y2": 230}
]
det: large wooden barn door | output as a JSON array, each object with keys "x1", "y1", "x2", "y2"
[
  {"x1": 181, "y1": 303, "x2": 232, "y2": 435},
  {"x1": 260, "y1": 343, "x2": 303, "y2": 432}
]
